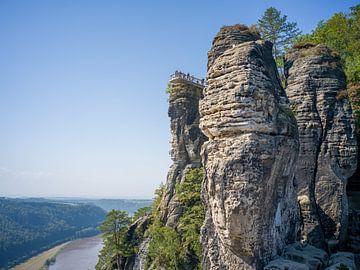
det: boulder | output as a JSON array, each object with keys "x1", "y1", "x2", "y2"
[
  {"x1": 283, "y1": 242, "x2": 328, "y2": 270},
  {"x1": 264, "y1": 258, "x2": 309, "y2": 270},
  {"x1": 325, "y1": 252, "x2": 356, "y2": 270}
]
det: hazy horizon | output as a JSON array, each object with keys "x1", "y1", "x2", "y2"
[
  {"x1": 1, "y1": 195, "x2": 154, "y2": 200},
  {"x1": 0, "y1": 0, "x2": 357, "y2": 198}
]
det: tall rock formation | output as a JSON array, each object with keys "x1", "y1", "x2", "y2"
[
  {"x1": 159, "y1": 73, "x2": 207, "y2": 227},
  {"x1": 284, "y1": 44, "x2": 358, "y2": 248},
  {"x1": 199, "y1": 25, "x2": 300, "y2": 270},
  {"x1": 106, "y1": 73, "x2": 206, "y2": 270}
]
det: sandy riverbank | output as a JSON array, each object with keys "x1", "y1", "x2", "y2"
[{"x1": 10, "y1": 242, "x2": 69, "y2": 270}]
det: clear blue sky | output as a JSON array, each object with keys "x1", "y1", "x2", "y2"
[{"x1": 0, "y1": 0, "x2": 357, "y2": 198}]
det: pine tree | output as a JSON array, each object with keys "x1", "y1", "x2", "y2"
[
  {"x1": 97, "y1": 210, "x2": 133, "y2": 270},
  {"x1": 258, "y1": 7, "x2": 301, "y2": 78}
]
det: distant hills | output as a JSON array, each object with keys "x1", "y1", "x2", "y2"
[
  {"x1": 0, "y1": 197, "x2": 152, "y2": 269},
  {"x1": 20, "y1": 197, "x2": 153, "y2": 215}
]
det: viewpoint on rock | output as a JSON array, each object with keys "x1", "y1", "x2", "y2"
[
  {"x1": 2, "y1": 3, "x2": 360, "y2": 270},
  {"x1": 285, "y1": 44, "x2": 358, "y2": 249},
  {"x1": 199, "y1": 25, "x2": 300, "y2": 270},
  {"x1": 158, "y1": 75, "x2": 207, "y2": 227}
]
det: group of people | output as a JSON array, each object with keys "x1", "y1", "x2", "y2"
[{"x1": 173, "y1": 70, "x2": 205, "y2": 85}]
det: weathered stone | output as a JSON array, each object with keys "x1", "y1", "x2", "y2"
[
  {"x1": 347, "y1": 209, "x2": 360, "y2": 253},
  {"x1": 207, "y1": 24, "x2": 260, "y2": 70},
  {"x1": 283, "y1": 243, "x2": 329, "y2": 270},
  {"x1": 264, "y1": 258, "x2": 309, "y2": 270},
  {"x1": 117, "y1": 76, "x2": 207, "y2": 270},
  {"x1": 200, "y1": 25, "x2": 300, "y2": 270},
  {"x1": 131, "y1": 238, "x2": 150, "y2": 270},
  {"x1": 326, "y1": 252, "x2": 356, "y2": 270},
  {"x1": 285, "y1": 44, "x2": 358, "y2": 247},
  {"x1": 110, "y1": 215, "x2": 150, "y2": 270},
  {"x1": 159, "y1": 80, "x2": 207, "y2": 227}
]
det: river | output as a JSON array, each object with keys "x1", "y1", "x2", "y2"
[{"x1": 48, "y1": 235, "x2": 103, "y2": 270}]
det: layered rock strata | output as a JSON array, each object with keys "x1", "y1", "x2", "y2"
[
  {"x1": 199, "y1": 25, "x2": 300, "y2": 270},
  {"x1": 285, "y1": 44, "x2": 358, "y2": 247},
  {"x1": 159, "y1": 78, "x2": 207, "y2": 227},
  {"x1": 116, "y1": 77, "x2": 206, "y2": 270}
]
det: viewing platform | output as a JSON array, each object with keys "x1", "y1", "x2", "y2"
[{"x1": 169, "y1": 71, "x2": 206, "y2": 87}]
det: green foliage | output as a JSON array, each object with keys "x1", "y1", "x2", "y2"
[
  {"x1": 133, "y1": 206, "x2": 151, "y2": 222},
  {"x1": 166, "y1": 83, "x2": 173, "y2": 95},
  {"x1": 258, "y1": 7, "x2": 302, "y2": 57},
  {"x1": 146, "y1": 168, "x2": 205, "y2": 270},
  {"x1": 96, "y1": 210, "x2": 133, "y2": 270},
  {"x1": 348, "y1": 84, "x2": 360, "y2": 137},
  {"x1": 296, "y1": 5, "x2": 360, "y2": 84},
  {"x1": 258, "y1": 7, "x2": 301, "y2": 78},
  {"x1": 176, "y1": 168, "x2": 204, "y2": 265},
  {"x1": 0, "y1": 198, "x2": 106, "y2": 269},
  {"x1": 146, "y1": 223, "x2": 182, "y2": 269},
  {"x1": 336, "y1": 264, "x2": 349, "y2": 270},
  {"x1": 150, "y1": 183, "x2": 165, "y2": 221},
  {"x1": 176, "y1": 168, "x2": 203, "y2": 207},
  {"x1": 282, "y1": 104, "x2": 297, "y2": 119}
]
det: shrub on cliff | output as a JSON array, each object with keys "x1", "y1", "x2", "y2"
[
  {"x1": 176, "y1": 168, "x2": 204, "y2": 266},
  {"x1": 296, "y1": 5, "x2": 360, "y2": 84},
  {"x1": 145, "y1": 168, "x2": 204, "y2": 270}
]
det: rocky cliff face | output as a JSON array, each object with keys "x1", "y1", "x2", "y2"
[
  {"x1": 159, "y1": 79, "x2": 207, "y2": 227},
  {"x1": 112, "y1": 77, "x2": 206, "y2": 270},
  {"x1": 199, "y1": 25, "x2": 300, "y2": 270},
  {"x1": 284, "y1": 44, "x2": 358, "y2": 248}
]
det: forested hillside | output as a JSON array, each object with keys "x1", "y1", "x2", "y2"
[
  {"x1": 0, "y1": 198, "x2": 106, "y2": 269},
  {"x1": 22, "y1": 198, "x2": 152, "y2": 215}
]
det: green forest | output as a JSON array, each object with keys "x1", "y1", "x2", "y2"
[{"x1": 0, "y1": 198, "x2": 106, "y2": 269}]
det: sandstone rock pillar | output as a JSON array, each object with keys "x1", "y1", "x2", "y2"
[
  {"x1": 285, "y1": 44, "x2": 358, "y2": 248},
  {"x1": 200, "y1": 25, "x2": 300, "y2": 270},
  {"x1": 159, "y1": 76, "x2": 207, "y2": 227}
]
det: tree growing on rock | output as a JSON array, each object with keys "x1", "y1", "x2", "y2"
[
  {"x1": 96, "y1": 210, "x2": 133, "y2": 270},
  {"x1": 258, "y1": 7, "x2": 301, "y2": 78}
]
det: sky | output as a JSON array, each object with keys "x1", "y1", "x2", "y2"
[{"x1": 0, "y1": 0, "x2": 357, "y2": 198}]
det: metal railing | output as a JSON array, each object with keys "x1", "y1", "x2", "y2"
[{"x1": 170, "y1": 71, "x2": 206, "y2": 86}]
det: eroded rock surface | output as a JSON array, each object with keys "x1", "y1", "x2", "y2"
[
  {"x1": 159, "y1": 80, "x2": 206, "y2": 227},
  {"x1": 110, "y1": 215, "x2": 150, "y2": 270},
  {"x1": 285, "y1": 44, "x2": 358, "y2": 247},
  {"x1": 200, "y1": 25, "x2": 300, "y2": 270}
]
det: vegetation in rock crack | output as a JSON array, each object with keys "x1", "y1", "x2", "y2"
[
  {"x1": 133, "y1": 206, "x2": 151, "y2": 221},
  {"x1": 146, "y1": 168, "x2": 204, "y2": 270},
  {"x1": 257, "y1": 7, "x2": 301, "y2": 79},
  {"x1": 166, "y1": 82, "x2": 173, "y2": 95}
]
